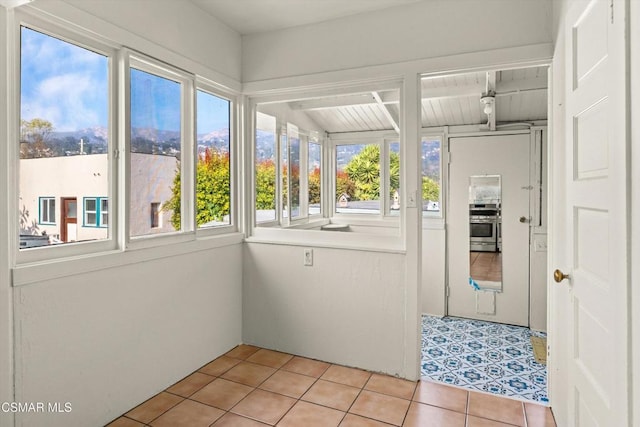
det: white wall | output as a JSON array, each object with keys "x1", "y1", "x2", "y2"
[
  {"x1": 63, "y1": 0, "x2": 242, "y2": 84},
  {"x1": 13, "y1": 245, "x2": 242, "y2": 426},
  {"x1": 242, "y1": 0, "x2": 552, "y2": 82},
  {"x1": 3, "y1": 2, "x2": 245, "y2": 426},
  {"x1": 243, "y1": 243, "x2": 409, "y2": 377}
]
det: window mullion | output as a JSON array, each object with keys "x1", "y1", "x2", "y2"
[{"x1": 182, "y1": 78, "x2": 195, "y2": 233}]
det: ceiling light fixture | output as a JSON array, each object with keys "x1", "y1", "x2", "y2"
[{"x1": 480, "y1": 93, "x2": 495, "y2": 116}]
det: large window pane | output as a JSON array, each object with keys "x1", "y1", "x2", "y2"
[
  {"x1": 195, "y1": 90, "x2": 231, "y2": 229},
  {"x1": 422, "y1": 137, "x2": 441, "y2": 214},
  {"x1": 255, "y1": 112, "x2": 277, "y2": 223},
  {"x1": 129, "y1": 67, "x2": 181, "y2": 237},
  {"x1": 19, "y1": 27, "x2": 109, "y2": 249},
  {"x1": 308, "y1": 140, "x2": 321, "y2": 215},
  {"x1": 336, "y1": 144, "x2": 380, "y2": 214}
]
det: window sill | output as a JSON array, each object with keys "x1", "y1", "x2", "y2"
[
  {"x1": 12, "y1": 232, "x2": 244, "y2": 287},
  {"x1": 247, "y1": 227, "x2": 405, "y2": 254}
]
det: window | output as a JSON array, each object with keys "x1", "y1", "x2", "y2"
[
  {"x1": 83, "y1": 197, "x2": 108, "y2": 227},
  {"x1": 14, "y1": 16, "x2": 238, "y2": 263},
  {"x1": 308, "y1": 138, "x2": 321, "y2": 216},
  {"x1": 255, "y1": 112, "x2": 277, "y2": 223},
  {"x1": 19, "y1": 26, "x2": 110, "y2": 250},
  {"x1": 421, "y1": 137, "x2": 442, "y2": 215},
  {"x1": 195, "y1": 89, "x2": 231, "y2": 229},
  {"x1": 101, "y1": 198, "x2": 109, "y2": 226},
  {"x1": 335, "y1": 143, "x2": 381, "y2": 214},
  {"x1": 254, "y1": 110, "x2": 323, "y2": 227},
  {"x1": 129, "y1": 63, "x2": 183, "y2": 238},
  {"x1": 84, "y1": 198, "x2": 97, "y2": 226},
  {"x1": 39, "y1": 197, "x2": 56, "y2": 225}
]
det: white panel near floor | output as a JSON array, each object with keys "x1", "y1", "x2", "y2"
[
  {"x1": 13, "y1": 245, "x2": 243, "y2": 427},
  {"x1": 243, "y1": 243, "x2": 408, "y2": 378}
]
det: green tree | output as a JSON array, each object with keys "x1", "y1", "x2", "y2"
[
  {"x1": 164, "y1": 148, "x2": 230, "y2": 229},
  {"x1": 308, "y1": 166, "x2": 321, "y2": 204},
  {"x1": 20, "y1": 118, "x2": 54, "y2": 158},
  {"x1": 344, "y1": 144, "x2": 381, "y2": 201},
  {"x1": 255, "y1": 159, "x2": 276, "y2": 210},
  {"x1": 389, "y1": 150, "x2": 400, "y2": 197},
  {"x1": 422, "y1": 176, "x2": 440, "y2": 203}
]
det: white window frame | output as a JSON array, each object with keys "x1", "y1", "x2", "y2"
[
  {"x1": 100, "y1": 198, "x2": 109, "y2": 228},
  {"x1": 83, "y1": 197, "x2": 99, "y2": 227},
  {"x1": 13, "y1": 12, "x2": 118, "y2": 265},
  {"x1": 194, "y1": 79, "x2": 238, "y2": 236},
  {"x1": 11, "y1": 10, "x2": 241, "y2": 269},
  {"x1": 38, "y1": 197, "x2": 56, "y2": 225},
  {"x1": 253, "y1": 110, "x2": 279, "y2": 227},
  {"x1": 124, "y1": 52, "x2": 195, "y2": 249},
  {"x1": 252, "y1": 107, "x2": 325, "y2": 229}
]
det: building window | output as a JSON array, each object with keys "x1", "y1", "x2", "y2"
[
  {"x1": 83, "y1": 197, "x2": 108, "y2": 227},
  {"x1": 150, "y1": 202, "x2": 161, "y2": 228},
  {"x1": 101, "y1": 198, "x2": 109, "y2": 226},
  {"x1": 39, "y1": 197, "x2": 56, "y2": 225},
  {"x1": 422, "y1": 137, "x2": 441, "y2": 215},
  {"x1": 84, "y1": 198, "x2": 98, "y2": 226},
  {"x1": 19, "y1": 26, "x2": 110, "y2": 251},
  {"x1": 129, "y1": 61, "x2": 183, "y2": 238}
]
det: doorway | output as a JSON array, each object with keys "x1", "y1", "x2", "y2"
[
  {"x1": 60, "y1": 197, "x2": 77, "y2": 242},
  {"x1": 419, "y1": 65, "x2": 549, "y2": 405}
]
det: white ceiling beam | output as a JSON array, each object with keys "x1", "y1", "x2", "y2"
[
  {"x1": 0, "y1": 0, "x2": 32, "y2": 8},
  {"x1": 372, "y1": 91, "x2": 399, "y2": 134},
  {"x1": 496, "y1": 76, "x2": 548, "y2": 93},
  {"x1": 421, "y1": 83, "x2": 485, "y2": 100},
  {"x1": 289, "y1": 94, "x2": 377, "y2": 111}
]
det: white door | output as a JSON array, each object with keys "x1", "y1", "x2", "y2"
[
  {"x1": 551, "y1": 0, "x2": 629, "y2": 425},
  {"x1": 447, "y1": 134, "x2": 530, "y2": 326}
]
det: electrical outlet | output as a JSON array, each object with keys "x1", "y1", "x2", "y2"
[
  {"x1": 304, "y1": 248, "x2": 313, "y2": 266},
  {"x1": 534, "y1": 239, "x2": 547, "y2": 252}
]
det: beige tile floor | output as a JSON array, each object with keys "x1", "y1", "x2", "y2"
[{"x1": 107, "y1": 345, "x2": 556, "y2": 427}]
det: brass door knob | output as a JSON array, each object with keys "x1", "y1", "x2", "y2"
[{"x1": 553, "y1": 269, "x2": 570, "y2": 283}]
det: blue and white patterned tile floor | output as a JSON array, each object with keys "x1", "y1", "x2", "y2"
[{"x1": 421, "y1": 315, "x2": 549, "y2": 405}]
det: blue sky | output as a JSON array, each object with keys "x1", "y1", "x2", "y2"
[
  {"x1": 21, "y1": 27, "x2": 108, "y2": 132},
  {"x1": 21, "y1": 27, "x2": 230, "y2": 134}
]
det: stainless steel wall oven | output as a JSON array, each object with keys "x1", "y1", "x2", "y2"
[{"x1": 469, "y1": 203, "x2": 499, "y2": 252}]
